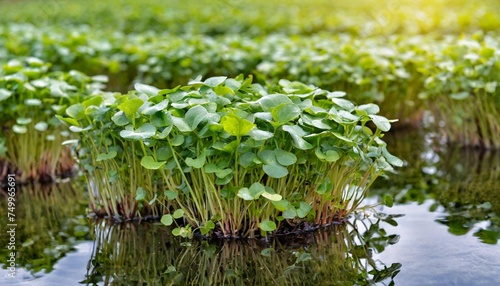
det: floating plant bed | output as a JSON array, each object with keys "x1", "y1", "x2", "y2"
[
  {"x1": 60, "y1": 75, "x2": 402, "y2": 238},
  {"x1": 0, "y1": 57, "x2": 105, "y2": 184}
]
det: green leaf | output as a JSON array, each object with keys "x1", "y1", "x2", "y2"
[
  {"x1": 66, "y1": 104, "x2": 85, "y2": 120},
  {"x1": 357, "y1": 103, "x2": 380, "y2": 115},
  {"x1": 214, "y1": 85, "x2": 235, "y2": 95},
  {"x1": 164, "y1": 190, "x2": 178, "y2": 200},
  {"x1": 274, "y1": 148, "x2": 297, "y2": 166},
  {"x1": 172, "y1": 227, "x2": 181, "y2": 236},
  {"x1": 0, "y1": 89, "x2": 12, "y2": 101},
  {"x1": 237, "y1": 188, "x2": 253, "y2": 200},
  {"x1": 258, "y1": 149, "x2": 276, "y2": 164},
  {"x1": 141, "y1": 156, "x2": 166, "y2": 170},
  {"x1": 248, "y1": 129, "x2": 274, "y2": 140},
  {"x1": 331, "y1": 98, "x2": 355, "y2": 111},
  {"x1": 161, "y1": 214, "x2": 173, "y2": 226},
  {"x1": 142, "y1": 99, "x2": 169, "y2": 115},
  {"x1": 297, "y1": 202, "x2": 312, "y2": 218},
  {"x1": 262, "y1": 192, "x2": 282, "y2": 201},
  {"x1": 16, "y1": 118, "x2": 32, "y2": 125},
  {"x1": 382, "y1": 147, "x2": 403, "y2": 167},
  {"x1": 120, "y1": 123, "x2": 156, "y2": 140},
  {"x1": 282, "y1": 125, "x2": 313, "y2": 150},
  {"x1": 332, "y1": 132, "x2": 353, "y2": 143},
  {"x1": 263, "y1": 163, "x2": 288, "y2": 178},
  {"x1": 135, "y1": 83, "x2": 159, "y2": 96},
  {"x1": 327, "y1": 91, "x2": 346, "y2": 98},
  {"x1": 200, "y1": 221, "x2": 216, "y2": 235},
  {"x1": 135, "y1": 187, "x2": 146, "y2": 201},
  {"x1": 271, "y1": 103, "x2": 301, "y2": 123},
  {"x1": 185, "y1": 151, "x2": 206, "y2": 169},
  {"x1": 170, "y1": 134, "x2": 184, "y2": 146},
  {"x1": 382, "y1": 194, "x2": 394, "y2": 207},
  {"x1": 25, "y1": 99, "x2": 42, "y2": 106},
  {"x1": 221, "y1": 114, "x2": 255, "y2": 136},
  {"x1": 111, "y1": 111, "x2": 130, "y2": 126},
  {"x1": 171, "y1": 116, "x2": 191, "y2": 132},
  {"x1": 369, "y1": 115, "x2": 391, "y2": 132},
  {"x1": 249, "y1": 182, "x2": 266, "y2": 198},
  {"x1": 156, "y1": 147, "x2": 173, "y2": 161},
  {"x1": 56, "y1": 115, "x2": 79, "y2": 126},
  {"x1": 204, "y1": 76, "x2": 227, "y2": 87},
  {"x1": 279, "y1": 79, "x2": 315, "y2": 94},
  {"x1": 450, "y1": 92, "x2": 469, "y2": 100},
  {"x1": 337, "y1": 110, "x2": 360, "y2": 122},
  {"x1": 69, "y1": 125, "x2": 93, "y2": 133},
  {"x1": 82, "y1": 96, "x2": 103, "y2": 108},
  {"x1": 239, "y1": 152, "x2": 257, "y2": 167},
  {"x1": 173, "y1": 209, "x2": 184, "y2": 219},
  {"x1": 283, "y1": 209, "x2": 297, "y2": 219},
  {"x1": 185, "y1": 105, "x2": 208, "y2": 130},
  {"x1": 12, "y1": 124, "x2": 27, "y2": 134},
  {"x1": 96, "y1": 151, "x2": 117, "y2": 161},
  {"x1": 215, "y1": 168, "x2": 232, "y2": 179},
  {"x1": 316, "y1": 178, "x2": 332, "y2": 195},
  {"x1": 272, "y1": 199, "x2": 291, "y2": 211},
  {"x1": 258, "y1": 94, "x2": 293, "y2": 111},
  {"x1": 325, "y1": 150, "x2": 340, "y2": 162},
  {"x1": 237, "y1": 182, "x2": 266, "y2": 200},
  {"x1": 259, "y1": 220, "x2": 277, "y2": 232},
  {"x1": 118, "y1": 98, "x2": 144, "y2": 119},
  {"x1": 261, "y1": 248, "x2": 274, "y2": 257}
]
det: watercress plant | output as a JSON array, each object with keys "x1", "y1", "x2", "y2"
[
  {"x1": 61, "y1": 75, "x2": 402, "y2": 237},
  {"x1": 0, "y1": 57, "x2": 105, "y2": 183}
]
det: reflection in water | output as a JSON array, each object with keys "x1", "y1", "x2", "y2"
[
  {"x1": 0, "y1": 182, "x2": 91, "y2": 280},
  {"x1": 373, "y1": 130, "x2": 500, "y2": 244},
  {"x1": 84, "y1": 215, "x2": 400, "y2": 285}
]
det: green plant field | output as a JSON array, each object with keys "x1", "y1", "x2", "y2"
[
  {"x1": 2, "y1": 0, "x2": 500, "y2": 36},
  {"x1": 0, "y1": 0, "x2": 499, "y2": 239},
  {"x1": 1, "y1": 24, "x2": 498, "y2": 147}
]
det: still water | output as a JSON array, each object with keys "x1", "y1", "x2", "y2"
[{"x1": 1, "y1": 131, "x2": 499, "y2": 285}]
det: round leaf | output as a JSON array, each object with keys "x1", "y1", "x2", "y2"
[
  {"x1": 141, "y1": 156, "x2": 166, "y2": 170},
  {"x1": 274, "y1": 148, "x2": 297, "y2": 166},
  {"x1": 221, "y1": 114, "x2": 255, "y2": 136},
  {"x1": 96, "y1": 151, "x2": 117, "y2": 161},
  {"x1": 34, "y1": 121, "x2": 48, "y2": 132},
  {"x1": 262, "y1": 192, "x2": 283, "y2": 201},
  {"x1": 173, "y1": 209, "x2": 184, "y2": 219},
  {"x1": 259, "y1": 220, "x2": 277, "y2": 232},
  {"x1": 271, "y1": 103, "x2": 301, "y2": 123},
  {"x1": 161, "y1": 214, "x2": 173, "y2": 226},
  {"x1": 263, "y1": 163, "x2": 288, "y2": 178},
  {"x1": 120, "y1": 123, "x2": 156, "y2": 140},
  {"x1": 369, "y1": 115, "x2": 391, "y2": 132}
]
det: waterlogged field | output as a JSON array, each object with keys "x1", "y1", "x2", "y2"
[{"x1": 0, "y1": 0, "x2": 499, "y2": 285}]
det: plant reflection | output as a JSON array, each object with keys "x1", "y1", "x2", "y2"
[
  {"x1": 0, "y1": 182, "x2": 90, "y2": 275},
  {"x1": 373, "y1": 130, "x2": 500, "y2": 244},
  {"x1": 84, "y1": 215, "x2": 400, "y2": 285}
]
